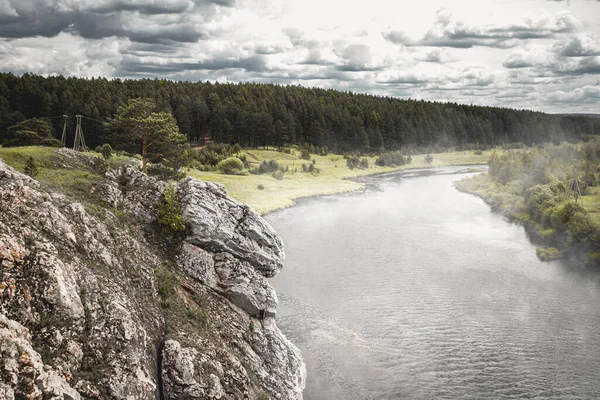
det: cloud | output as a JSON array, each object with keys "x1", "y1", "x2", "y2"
[
  {"x1": 419, "y1": 49, "x2": 452, "y2": 63},
  {"x1": 0, "y1": 0, "x2": 229, "y2": 43},
  {"x1": 555, "y1": 34, "x2": 600, "y2": 57},
  {"x1": 384, "y1": 9, "x2": 579, "y2": 49},
  {"x1": 335, "y1": 44, "x2": 383, "y2": 71}
]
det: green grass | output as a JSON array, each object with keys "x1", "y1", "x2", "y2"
[
  {"x1": 0, "y1": 145, "x2": 495, "y2": 216},
  {"x1": 581, "y1": 186, "x2": 600, "y2": 228},
  {"x1": 0, "y1": 146, "x2": 133, "y2": 219},
  {"x1": 189, "y1": 148, "x2": 495, "y2": 214}
]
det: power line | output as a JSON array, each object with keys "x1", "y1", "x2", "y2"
[{"x1": 81, "y1": 116, "x2": 105, "y2": 124}]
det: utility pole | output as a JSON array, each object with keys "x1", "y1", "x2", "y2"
[
  {"x1": 73, "y1": 115, "x2": 87, "y2": 152},
  {"x1": 61, "y1": 115, "x2": 68, "y2": 147},
  {"x1": 566, "y1": 167, "x2": 582, "y2": 204}
]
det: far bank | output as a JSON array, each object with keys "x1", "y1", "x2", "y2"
[{"x1": 188, "y1": 148, "x2": 495, "y2": 215}]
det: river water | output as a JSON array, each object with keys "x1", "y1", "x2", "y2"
[{"x1": 267, "y1": 167, "x2": 600, "y2": 400}]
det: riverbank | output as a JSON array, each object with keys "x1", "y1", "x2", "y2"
[
  {"x1": 455, "y1": 171, "x2": 600, "y2": 267},
  {"x1": 188, "y1": 148, "x2": 494, "y2": 215}
]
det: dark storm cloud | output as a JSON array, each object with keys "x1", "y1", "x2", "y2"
[
  {"x1": 87, "y1": 1, "x2": 192, "y2": 15},
  {"x1": 117, "y1": 55, "x2": 268, "y2": 76},
  {"x1": 0, "y1": 0, "x2": 225, "y2": 42},
  {"x1": 384, "y1": 11, "x2": 577, "y2": 49},
  {"x1": 70, "y1": 14, "x2": 206, "y2": 44}
]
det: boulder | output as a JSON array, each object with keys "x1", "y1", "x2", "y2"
[{"x1": 178, "y1": 178, "x2": 284, "y2": 277}]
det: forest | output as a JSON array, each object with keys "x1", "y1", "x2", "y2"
[{"x1": 1, "y1": 72, "x2": 600, "y2": 153}]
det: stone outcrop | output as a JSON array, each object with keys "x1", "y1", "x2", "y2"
[
  {"x1": 0, "y1": 151, "x2": 305, "y2": 399},
  {"x1": 178, "y1": 178, "x2": 285, "y2": 277}
]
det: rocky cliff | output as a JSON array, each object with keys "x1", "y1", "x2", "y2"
[{"x1": 0, "y1": 149, "x2": 305, "y2": 399}]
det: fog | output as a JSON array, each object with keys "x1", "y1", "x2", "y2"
[{"x1": 268, "y1": 167, "x2": 600, "y2": 400}]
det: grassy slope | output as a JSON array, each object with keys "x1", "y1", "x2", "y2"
[
  {"x1": 0, "y1": 146, "x2": 137, "y2": 218},
  {"x1": 189, "y1": 149, "x2": 494, "y2": 214}
]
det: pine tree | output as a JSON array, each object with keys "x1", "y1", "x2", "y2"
[{"x1": 24, "y1": 156, "x2": 40, "y2": 178}]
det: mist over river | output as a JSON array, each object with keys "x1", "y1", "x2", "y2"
[{"x1": 267, "y1": 167, "x2": 600, "y2": 400}]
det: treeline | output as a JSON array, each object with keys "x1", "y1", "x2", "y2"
[{"x1": 1, "y1": 72, "x2": 599, "y2": 152}]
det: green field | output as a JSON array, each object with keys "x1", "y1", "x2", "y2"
[{"x1": 188, "y1": 149, "x2": 494, "y2": 214}]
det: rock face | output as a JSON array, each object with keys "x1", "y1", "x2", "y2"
[
  {"x1": 0, "y1": 151, "x2": 305, "y2": 399},
  {"x1": 178, "y1": 178, "x2": 285, "y2": 277}
]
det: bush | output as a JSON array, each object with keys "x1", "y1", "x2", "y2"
[
  {"x1": 24, "y1": 156, "x2": 40, "y2": 178},
  {"x1": 272, "y1": 170, "x2": 284, "y2": 180},
  {"x1": 359, "y1": 158, "x2": 369, "y2": 169},
  {"x1": 300, "y1": 149, "x2": 311, "y2": 160},
  {"x1": 257, "y1": 184, "x2": 265, "y2": 190},
  {"x1": 256, "y1": 160, "x2": 283, "y2": 174},
  {"x1": 100, "y1": 143, "x2": 113, "y2": 160},
  {"x1": 156, "y1": 184, "x2": 186, "y2": 235},
  {"x1": 3, "y1": 130, "x2": 61, "y2": 148},
  {"x1": 217, "y1": 157, "x2": 244, "y2": 174},
  {"x1": 536, "y1": 247, "x2": 560, "y2": 261},
  {"x1": 346, "y1": 155, "x2": 360, "y2": 170},
  {"x1": 424, "y1": 154, "x2": 433, "y2": 163}
]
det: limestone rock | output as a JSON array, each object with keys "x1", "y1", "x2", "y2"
[
  {"x1": 178, "y1": 177, "x2": 285, "y2": 277},
  {"x1": 177, "y1": 242, "x2": 218, "y2": 289},
  {"x1": 0, "y1": 313, "x2": 81, "y2": 400},
  {"x1": 0, "y1": 153, "x2": 305, "y2": 400},
  {"x1": 214, "y1": 252, "x2": 278, "y2": 318}
]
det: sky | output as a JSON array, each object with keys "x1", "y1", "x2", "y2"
[{"x1": 0, "y1": 0, "x2": 599, "y2": 113}]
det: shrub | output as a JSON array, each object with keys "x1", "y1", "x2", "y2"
[
  {"x1": 217, "y1": 157, "x2": 244, "y2": 174},
  {"x1": 424, "y1": 154, "x2": 433, "y2": 164},
  {"x1": 3, "y1": 130, "x2": 61, "y2": 148},
  {"x1": 24, "y1": 156, "x2": 40, "y2": 178},
  {"x1": 272, "y1": 170, "x2": 284, "y2": 180},
  {"x1": 536, "y1": 247, "x2": 560, "y2": 261},
  {"x1": 156, "y1": 184, "x2": 186, "y2": 235},
  {"x1": 257, "y1": 160, "x2": 283, "y2": 174},
  {"x1": 346, "y1": 155, "x2": 360, "y2": 170},
  {"x1": 100, "y1": 143, "x2": 113, "y2": 160},
  {"x1": 359, "y1": 158, "x2": 369, "y2": 169},
  {"x1": 155, "y1": 265, "x2": 178, "y2": 307},
  {"x1": 257, "y1": 184, "x2": 265, "y2": 190},
  {"x1": 300, "y1": 150, "x2": 311, "y2": 160}
]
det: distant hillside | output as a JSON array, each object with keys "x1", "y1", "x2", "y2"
[
  {"x1": 561, "y1": 113, "x2": 600, "y2": 119},
  {"x1": 1, "y1": 72, "x2": 599, "y2": 152}
]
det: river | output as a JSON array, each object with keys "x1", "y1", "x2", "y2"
[{"x1": 266, "y1": 166, "x2": 600, "y2": 400}]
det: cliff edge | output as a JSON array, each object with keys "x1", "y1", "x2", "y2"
[{"x1": 0, "y1": 149, "x2": 305, "y2": 399}]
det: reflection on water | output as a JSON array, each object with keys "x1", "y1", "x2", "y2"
[{"x1": 267, "y1": 167, "x2": 600, "y2": 400}]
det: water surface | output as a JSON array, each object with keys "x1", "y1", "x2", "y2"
[{"x1": 267, "y1": 167, "x2": 600, "y2": 400}]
